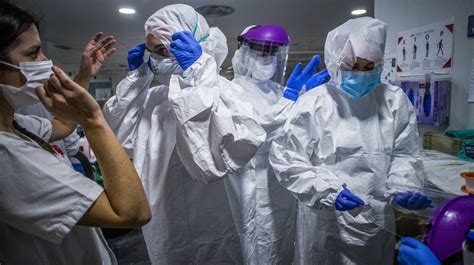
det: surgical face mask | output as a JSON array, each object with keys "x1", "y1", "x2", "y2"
[
  {"x1": 340, "y1": 68, "x2": 382, "y2": 99},
  {"x1": 249, "y1": 55, "x2": 277, "y2": 81},
  {"x1": 149, "y1": 53, "x2": 182, "y2": 86},
  {"x1": 0, "y1": 60, "x2": 53, "y2": 109}
]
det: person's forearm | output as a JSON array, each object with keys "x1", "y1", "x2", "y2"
[
  {"x1": 82, "y1": 115, "x2": 150, "y2": 223},
  {"x1": 50, "y1": 118, "x2": 77, "y2": 142},
  {"x1": 74, "y1": 71, "x2": 92, "y2": 90}
]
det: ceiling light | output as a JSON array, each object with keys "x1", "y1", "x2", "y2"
[
  {"x1": 196, "y1": 5, "x2": 235, "y2": 17},
  {"x1": 53, "y1": 44, "x2": 72, "y2": 50},
  {"x1": 119, "y1": 8, "x2": 136, "y2": 15},
  {"x1": 351, "y1": 9, "x2": 367, "y2": 15}
]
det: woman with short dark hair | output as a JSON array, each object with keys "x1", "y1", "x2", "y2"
[{"x1": 0, "y1": 2, "x2": 151, "y2": 264}]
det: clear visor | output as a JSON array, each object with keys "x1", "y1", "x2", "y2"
[{"x1": 232, "y1": 41, "x2": 289, "y2": 84}]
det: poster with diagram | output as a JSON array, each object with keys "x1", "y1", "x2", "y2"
[{"x1": 396, "y1": 18, "x2": 454, "y2": 74}]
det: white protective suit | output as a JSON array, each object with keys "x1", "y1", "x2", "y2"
[
  {"x1": 219, "y1": 43, "x2": 298, "y2": 264},
  {"x1": 269, "y1": 17, "x2": 425, "y2": 265},
  {"x1": 103, "y1": 4, "x2": 266, "y2": 264}
]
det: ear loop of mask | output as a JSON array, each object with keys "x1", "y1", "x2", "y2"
[{"x1": 0, "y1": 61, "x2": 21, "y2": 70}]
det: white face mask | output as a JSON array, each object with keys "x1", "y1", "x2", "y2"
[
  {"x1": 0, "y1": 60, "x2": 53, "y2": 109},
  {"x1": 248, "y1": 55, "x2": 276, "y2": 81},
  {"x1": 149, "y1": 54, "x2": 182, "y2": 86}
]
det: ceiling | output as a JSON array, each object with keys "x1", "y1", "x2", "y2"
[{"x1": 16, "y1": 0, "x2": 374, "y2": 74}]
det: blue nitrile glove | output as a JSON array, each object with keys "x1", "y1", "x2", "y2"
[
  {"x1": 283, "y1": 55, "x2": 320, "y2": 101},
  {"x1": 306, "y1": 69, "x2": 330, "y2": 91},
  {"x1": 398, "y1": 237, "x2": 441, "y2": 265},
  {"x1": 127, "y1": 43, "x2": 147, "y2": 71},
  {"x1": 394, "y1": 192, "x2": 433, "y2": 210},
  {"x1": 170, "y1": 31, "x2": 202, "y2": 71},
  {"x1": 335, "y1": 186, "x2": 365, "y2": 211}
]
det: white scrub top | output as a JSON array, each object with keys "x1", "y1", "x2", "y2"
[
  {"x1": 0, "y1": 114, "x2": 117, "y2": 265},
  {"x1": 17, "y1": 103, "x2": 80, "y2": 157}
]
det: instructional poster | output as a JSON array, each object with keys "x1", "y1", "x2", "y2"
[
  {"x1": 381, "y1": 53, "x2": 396, "y2": 84},
  {"x1": 396, "y1": 18, "x2": 454, "y2": 74}
]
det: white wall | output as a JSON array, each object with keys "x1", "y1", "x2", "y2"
[{"x1": 375, "y1": 0, "x2": 474, "y2": 130}]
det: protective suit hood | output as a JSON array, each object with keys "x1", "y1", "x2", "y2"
[
  {"x1": 144, "y1": 4, "x2": 228, "y2": 69},
  {"x1": 324, "y1": 17, "x2": 387, "y2": 86}
]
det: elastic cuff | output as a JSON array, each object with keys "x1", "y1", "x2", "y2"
[{"x1": 283, "y1": 87, "x2": 299, "y2": 101}]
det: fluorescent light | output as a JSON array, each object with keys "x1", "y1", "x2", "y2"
[
  {"x1": 351, "y1": 9, "x2": 367, "y2": 15},
  {"x1": 119, "y1": 8, "x2": 136, "y2": 14}
]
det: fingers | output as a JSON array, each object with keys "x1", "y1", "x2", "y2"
[
  {"x1": 400, "y1": 237, "x2": 423, "y2": 248},
  {"x1": 52, "y1": 66, "x2": 81, "y2": 92},
  {"x1": 397, "y1": 246, "x2": 416, "y2": 265},
  {"x1": 44, "y1": 78, "x2": 68, "y2": 107},
  {"x1": 99, "y1": 36, "x2": 115, "y2": 47},
  {"x1": 52, "y1": 66, "x2": 69, "y2": 84},
  {"x1": 183, "y1": 31, "x2": 198, "y2": 42},
  {"x1": 317, "y1": 69, "x2": 330, "y2": 79},
  {"x1": 302, "y1": 55, "x2": 321, "y2": 75},
  {"x1": 344, "y1": 193, "x2": 364, "y2": 205},
  {"x1": 47, "y1": 75, "x2": 63, "y2": 94},
  {"x1": 94, "y1": 36, "x2": 115, "y2": 54},
  {"x1": 398, "y1": 245, "x2": 418, "y2": 261},
  {"x1": 83, "y1": 32, "x2": 105, "y2": 55},
  {"x1": 36, "y1": 84, "x2": 53, "y2": 109},
  {"x1": 351, "y1": 195, "x2": 365, "y2": 205},
  {"x1": 128, "y1": 51, "x2": 143, "y2": 59},
  {"x1": 341, "y1": 188, "x2": 364, "y2": 205},
  {"x1": 172, "y1": 32, "x2": 187, "y2": 42},
  {"x1": 87, "y1": 40, "x2": 103, "y2": 56},
  {"x1": 104, "y1": 47, "x2": 117, "y2": 59},
  {"x1": 289, "y1": 63, "x2": 303, "y2": 80},
  {"x1": 306, "y1": 70, "x2": 328, "y2": 90},
  {"x1": 92, "y1": 32, "x2": 104, "y2": 42},
  {"x1": 101, "y1": 38, "x2": 116, "y2": 52},
  {"x1": 84, "y1": 33, "x2": 107, "y2": 55},
  {"x1": 128, "y1": 43, "x2": 146, "y2": 55},
  {"x1": 49, "y1": 75, "x2": 77, "y2": 100},
  {"x1": 397, "y1": 251, "x2": 408, "y2": 265},
  {"x1": 410, "y1": 193, "x2": 432, "y2": 209},
  {"x1": 172, "y1": 31, "x2": 196, "y2": 44},
  {"x1": 336, "y1": 201, "x2": 345, "y2": 210},
  {"x1": 170, "y1": 48, "x2": 179, "y2": 58},
  {"x1": 416, "y1": 195, "x2": 429, "y2": 208},
  {"x1": 99, "y1": 39, "x2": 117, "y2": 60},
  {"x1": 426, "y1": 197, "x2": 434, "y2": 208},
  {"x1": 340, "y1": 197, "x2": 359, "y2": 209},
  {"x1": 407, "y1": 192, "x2": 422, "y2": 208},
  {"x1": 87, "y1": 32, "x2": 104, "y2": 47},
  {"x1": 395, "y1": 192, "x2": 412, "y2": 204},
  {"x1": 170, "y1": 39, "x2": 187, "y2": 50},
  {"x1": 88, "y1": 35, "x2": 114, "y2": 55}
]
